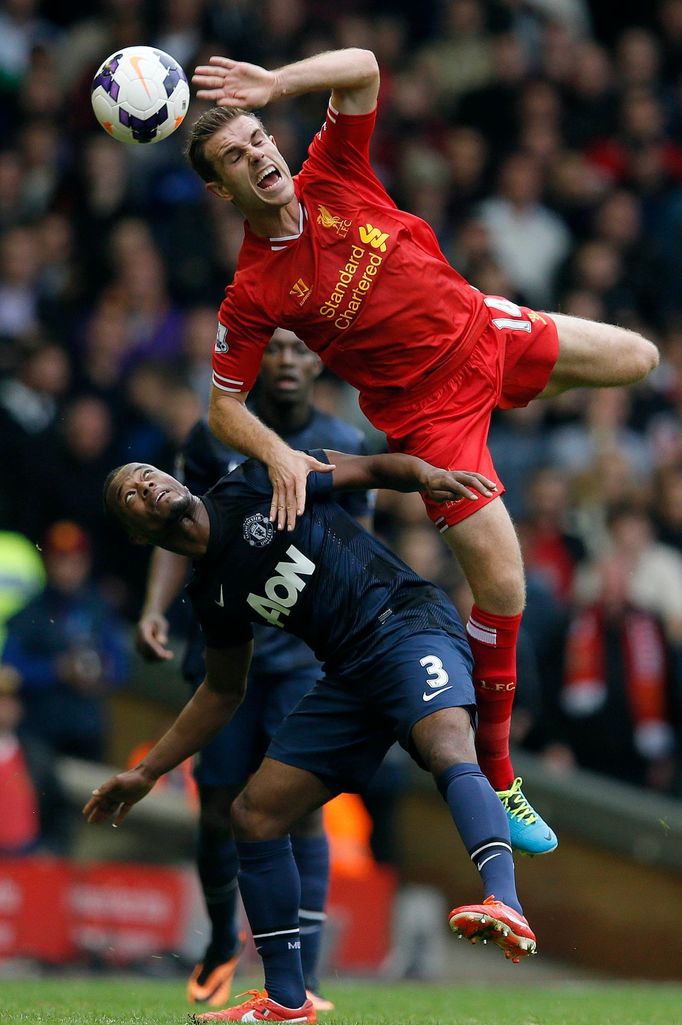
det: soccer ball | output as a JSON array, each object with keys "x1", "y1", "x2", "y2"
[{"x1": 91, "y1": 45, "x2": 189, "y2": 144}]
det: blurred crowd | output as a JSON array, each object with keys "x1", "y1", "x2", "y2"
[{"x1": 1, "y1": 0, "x2": 682, "y2": 854}]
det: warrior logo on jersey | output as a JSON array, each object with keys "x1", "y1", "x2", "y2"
[
  {"x1": 289, "y1": 278, "x2": 312, "y2": 306},
  {"x1": 215, "y1": 322, "x2": 229, "y2": 353},
  {"x1": 317, "y1": 205, "x2": 351, "y2": 239},
  {"x1": 243, "y1": 512, "x2": 275, "y2": 548}
]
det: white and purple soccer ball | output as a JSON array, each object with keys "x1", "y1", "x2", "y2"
[{"x1": 91, "y1": 45, "x2": 190, "y2": 144}]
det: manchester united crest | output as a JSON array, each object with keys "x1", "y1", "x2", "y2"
[{"x1": 243, "y1": 513, "x2": 275, "y2": 548}]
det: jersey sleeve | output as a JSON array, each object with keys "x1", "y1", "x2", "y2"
[
  {"x1": 179, "y1": 422, "x2": 225, "y2": 494},
  {"x1": 213, "y1": 291, "x2": 275, "y2": 396},
  {"x1": 300, "y1": 103, "x2": 392, "y2": 202},
  {"x1": 334, "y1": 430, "x2": 374, "y2": 521},
  {"x1": 199, "y1": 609, "x2": 253, "y2": 650},
  {"x1": 305, "y1": 448, "x2": 335, "y2": 500}
]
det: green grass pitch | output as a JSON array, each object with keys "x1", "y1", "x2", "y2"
[{"x1": 1, "y1": 978, "x2": 681, "y2": 1025}]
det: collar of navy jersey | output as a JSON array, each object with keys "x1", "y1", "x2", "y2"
[{"x1": 268, "y1": 202, "x2": 307, "y2": 252}]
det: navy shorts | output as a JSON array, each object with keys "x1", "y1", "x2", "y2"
[
  {"x1": 266, "y1": 629, "x2": 475, "y2": 794},
  {"x1": 193, "y1": 665, "x2": 320, "y2": 787}
]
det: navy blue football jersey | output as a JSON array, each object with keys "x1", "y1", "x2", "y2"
[
  {"x1": 178, "y1": 413, "x2": 372, "y2": 679},
  {"x1": 187, "y1": 451, "x2": 466, "y2": 681}
]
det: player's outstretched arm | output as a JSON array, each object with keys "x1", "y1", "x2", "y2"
[
  {"x1": 83, "y1": 643, "x2": 252, "y2": 827},
  {"x1": 136, "y1": 547, "x2": 190, "y2": 661},
  {"x1": 193, "y1": 48, "x2": 379, "y2": 116},
  {"x1": 209, "y1": 388, "x2": 334, "y2": 531},
  {"x1": 326, "y1": 451, "x2": 498, "y2": 503}
]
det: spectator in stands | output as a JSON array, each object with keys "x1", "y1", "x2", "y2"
[
  {"x1": 0, "y1": 226, "x2": 42, "y2": 340},
  {"x1": 27, "y1": 394, "x2": 116, "y2": 551},
  {"x1": 548, "y1": 551, "x2": 677, "y2": 793},
  {"x1": 0, "y1": 338, "x2": 70, "y2": 534},
  {"x1": 518, "y1": 466, "x2": 586, "y2": 605},
  {"x1": 0, "y1": 666, "x2": 73, "y2": 854},
  {"x1": 3, "y1": 521, "x2": 130, "y2": 762},
  {"x1": 477, "y1": 151, "x2": 571, "y2": 306},
  {"x1": 576, "y1": 503, "x2": 682, "y2": 647}
]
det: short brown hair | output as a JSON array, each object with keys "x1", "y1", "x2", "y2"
[{"x1": 186, "y1": 107, "x2": 266, "y2": 183}]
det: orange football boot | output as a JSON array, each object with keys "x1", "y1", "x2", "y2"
[
  {"x1": 187, "y1": 934, "x2": 246, "y2": 1007},
  {"x1": 448, "y1": 895, "x2": 537, "y2": 963},
  {"x1": 191, "y1": 989, "x2": 316, "y2": 1023}
]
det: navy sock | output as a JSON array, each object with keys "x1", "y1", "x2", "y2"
[
  {"x1": 196, "y1": 826, "x2": 241, "y2": 972},
  {"x1": 437, "y1": 762, "x2": 522, "y2": 914},
  {"x1": 291, "y1": 833, "x2": 330, "y2": 993},
  {"x1": 237, "y1": 836, "x2": 306, "y2": 1008}
]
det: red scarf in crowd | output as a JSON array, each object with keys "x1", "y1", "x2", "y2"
[{"x1": 561, "y1": 605, "x2": 673, "y2": 760}]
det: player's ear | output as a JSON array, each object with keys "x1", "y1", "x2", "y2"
[
  {"x1": 206, "y1": 180, "x2": 233, "y2": 202},
  {"x1": 311, "y1": 356, "x2": 323, "y2": 380}
]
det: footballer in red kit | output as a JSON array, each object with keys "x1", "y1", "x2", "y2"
[
  {"x1": 212, "y1": 102, "x2": 558, "y2": 529},
  {"x1": 189, "y1": 48, "x2": 658, "y2": 870}
]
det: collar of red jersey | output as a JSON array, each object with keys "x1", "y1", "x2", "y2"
[{"x1": 263, "y1": 201, "x2": 307, "y2": 252}]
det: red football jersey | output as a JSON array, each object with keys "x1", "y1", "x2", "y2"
[{"x1": 214, "y1": 103, "x2": 488, "y2": 414}]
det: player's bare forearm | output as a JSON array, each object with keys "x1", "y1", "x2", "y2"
[
  {"x1": 84, "y1": 687, "x2": 242, "y2": 827},
  {"x1": 84, "y1": 646, "x2": 252, "y2": 826},
  {"x1": 209, "y1": 388, "x2": 334, "y2": 530},
  {"x1": 135, "y1": 680, "x2": 245, "y2": 782},
  {"x1": 193, "y1": 48, "x2": 379, "y2": 116},
  {"x1": 136, "y1": 548, "x2": 190, "y2": 660},
  {"x1": 326, "y1": 451, "x2": 498, "y2": 503},
  {"x1": 142, "y1": 547, "x2": 190, "y2": 615},
  {"x1": 209, "y1": 388, "x2": 290, "y2": 464},
  {"x1": 274, "y1": 49, "x2": 379, "y2": 113}
]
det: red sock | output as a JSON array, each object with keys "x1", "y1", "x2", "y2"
[{"x1": 466, "y1": 605, "x2": 522, "y2": 791}]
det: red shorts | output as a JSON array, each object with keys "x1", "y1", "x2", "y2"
[{"x1": 377, "y1": 301, "x2": 559, "y2": 530}]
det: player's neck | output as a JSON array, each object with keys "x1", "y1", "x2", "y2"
[
  {"x1": 158, "y1": 497, "x2": 210, "y2": 558},
  {"x1": 246, "y1": 196, "x2": 301, "y2": 239},
  {"x1": 256, "y1": 395, "x2": 312, "y2": 434}
]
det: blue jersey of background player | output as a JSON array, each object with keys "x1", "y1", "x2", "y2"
[
  {"x1": 135, "y1": 329, "x2": 371, "y2": 1011},
  {"x1": 93, "y1": 451, "x2": 536, "y2": 1024}
]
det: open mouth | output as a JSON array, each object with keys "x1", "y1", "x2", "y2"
[
  {"x1": 256, "y1": 164, "x2": 282, "y2": 190},
  {"x1": 155, "y1": 490, "x2": 168, "y2": 504}
]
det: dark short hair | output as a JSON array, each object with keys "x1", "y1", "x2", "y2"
[
  {"x1": 102, "y1": 465, "x2": 125, "y2": 519},
  {"x1": 186, "y1": 107, "x2": 266, "y2": 183}
]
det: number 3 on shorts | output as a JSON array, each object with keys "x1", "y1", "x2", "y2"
[{"x1": 420, "y1": 654, "x2": 450, "y2": 688}]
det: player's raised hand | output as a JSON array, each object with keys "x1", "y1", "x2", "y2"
[
  {"x1": 136, "y1": 611, "x2": 174, "y2": 662},
  {"x1": 268, "y1": 448, "x2": 335, "y2": 532},
  {"x1": 193, "y1": 56, "x2": 277, "y2": 109},
  {"x1": 422, "y1": 469, "x2": 497, "y2": 504},
  {"x1": 83, "y1": 769, "x2": 156, "y2": 827}
]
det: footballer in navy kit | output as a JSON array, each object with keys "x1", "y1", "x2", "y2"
[
  {"x1": 135, "y1": 330, "x2": 372, "y2": 1012},
  {"x1": 90, "y1": 449, "x2": 538, "y2": 1025}
]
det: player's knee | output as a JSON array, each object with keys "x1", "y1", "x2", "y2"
[
  {"x1": 471, "y1": 567, "x2": 525, "y2": 615},
  {"x1": 291, "y1": 806, "x2": 325, "y2": 838},
  {"x1": 631, "y1": 335, "x2": 659, "y2": 380},
  {"x1": 231, "y1": 790, "x2": 279, "y2": 841},
  {"x1": 412, "y1": 709, "x2": 476, "y2": 776}
]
